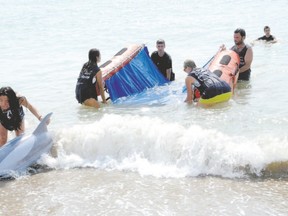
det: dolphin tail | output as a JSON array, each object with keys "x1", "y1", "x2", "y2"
[{"x1": 32, "y1": 112, "x2": 53, "y2": 135}]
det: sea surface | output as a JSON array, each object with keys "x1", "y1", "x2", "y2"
[{"x1": 1, "y1": 0, "x2": 288, "y2": 215}]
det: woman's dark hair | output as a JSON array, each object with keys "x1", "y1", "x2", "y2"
[
  {"x1": 83, "y1": 48, "x2": 100, "y2": 69},
  {"x1": 88, "y1": 48, "x2": 100, "y2": 64},
  {"x1": 0, "y1": 86, "x2": 22, "y2": 130},
  {"x1": 234, "y1": 28, "x2": 246, "y2": 37}
]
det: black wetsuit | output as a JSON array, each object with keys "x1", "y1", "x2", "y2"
[
  {"x1": 75, "y1": 63, "x2": 100, "y2": 104},
  {"x1": 231, "y1": 45, "x2": 251, "y2": 81},
  {"x1": 188, "y1": 68, "x2": 231, "y2": 99},
  {"x1": 0, "y1": 103, "x2": 24, "y2": 131},
  {"x1": 151, "y1": 51, "x2": 173, "y2": 80},
  {"x1": 258, "y1": 35, "x2": 275, "y2": 41}
]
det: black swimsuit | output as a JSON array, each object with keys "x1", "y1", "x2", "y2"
[
  {"x1": 188, "y1": 68, "x2": 231, "y2": 99},
  {"x1": 258, "y1": 35, "x2": 275, "y2": 41},
  {"x1": 151, "y1": 51, "x2": 172, "y2": 79},
  {"x1": 75, "y1": 63, "x2": 100, "y2": 104},
  {"x1": 0, "y1": 105, "x2": 24, "y2": 131},
  {"x1": 231, "y1": 45, "x2": 251, "y2": 81}
]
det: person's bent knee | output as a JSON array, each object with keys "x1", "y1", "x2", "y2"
[{"x1": 83, "y1": 98, "x2": 100, "y2": 109}]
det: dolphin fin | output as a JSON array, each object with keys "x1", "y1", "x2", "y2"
[{"x1": 32, "y1": 112, "x2": 53, "y2": 135}]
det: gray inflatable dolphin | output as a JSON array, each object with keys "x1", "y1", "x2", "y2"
[{"x1": 0, "y1": 112, "x2": 53, "y2": 178}]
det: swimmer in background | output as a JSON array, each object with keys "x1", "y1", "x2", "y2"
[{"x1": 256, "y1": 26, "x2": 277, "y2": 43}]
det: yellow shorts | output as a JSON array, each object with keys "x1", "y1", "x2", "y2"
[{"x1": 199, "y1": 92, "x2": 232, "y2": 105}]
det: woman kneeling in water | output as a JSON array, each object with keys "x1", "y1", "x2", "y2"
[{"x1": 75, "y1": 48, "x2": 107, "y2": 108}]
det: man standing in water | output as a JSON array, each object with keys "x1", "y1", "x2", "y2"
[
  {"x1": 230, "y1": 28, "x2": 253, "y2": 81},
  {"x1": 221, "y1": 28, "x2": 253, "y2": 81},
  {"x1": 151, "y1": 39, "x2": 174, "y2": 81}
]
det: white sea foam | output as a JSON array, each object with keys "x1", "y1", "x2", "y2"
[{"x1": 39, "y1": 114, "x2": 288, "y2": 178}]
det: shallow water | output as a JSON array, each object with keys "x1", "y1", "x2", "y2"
[
  {"x1": 1, "y1": 169, "x2": 288, "y2": 216},
  {"x1": 1, "y1": 0, "x2": 288, "y2": 215}
]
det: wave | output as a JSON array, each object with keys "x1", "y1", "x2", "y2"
[{"x1": 39, "y1": 114, "x2": 288, "y2": 179}]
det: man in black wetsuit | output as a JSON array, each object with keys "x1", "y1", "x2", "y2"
[
  {"x1": 230, "y1": 28, "x2": 253, "y2": 81},
  {"x1": 151, "y1": 39, "x2": 174, "y2": 81}
]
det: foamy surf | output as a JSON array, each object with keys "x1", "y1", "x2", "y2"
[{"x1": 38, "y1": 114, "x2": 288, "y2": 179}]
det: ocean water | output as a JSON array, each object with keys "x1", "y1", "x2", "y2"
[{"x1": 1, "y1": 0, "x2": 288, "y2": 215}]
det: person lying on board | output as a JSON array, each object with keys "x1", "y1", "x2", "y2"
[
  {"x1": 75, "y1": 48, "x2": 107, "y2": 108},
  {"x1": 183, "y1": 60, "x2": 232, "y2": 106},
  {"x1": 0, "y1": 86, "x2": 45, "y2": 146}
]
